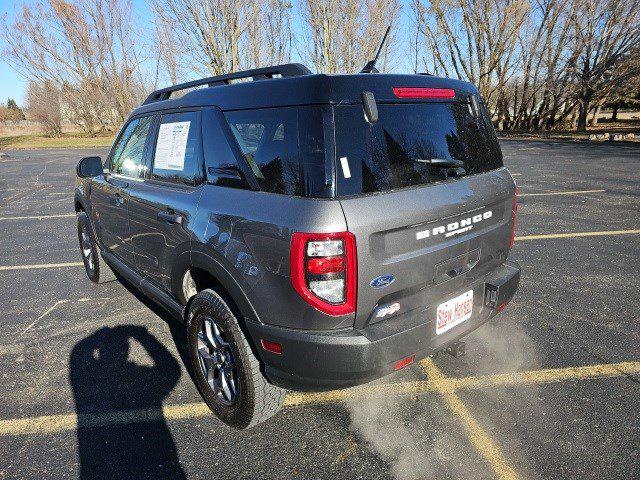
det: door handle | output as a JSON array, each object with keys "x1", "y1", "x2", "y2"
[{"x1": 158, "y1": 211, "x2": 183, "y2": 225}]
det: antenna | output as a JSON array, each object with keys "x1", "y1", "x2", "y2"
[{"x1": 360, "y1": 26, "x2": 391, "y2": 74}]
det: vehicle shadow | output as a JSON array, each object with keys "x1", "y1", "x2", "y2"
[
  {"x1": 112, "y1": 273, "x2": 197, "y2": 386},
  {"x1": 69, "y1": 324, "x2": 187, "y2": 479}
]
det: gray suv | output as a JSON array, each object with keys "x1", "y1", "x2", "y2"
[{"x1": 74, "y1": 63, "x2": 520, "y2": 429}]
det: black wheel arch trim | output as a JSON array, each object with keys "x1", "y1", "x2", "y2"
[
  {"x1": 170, "y1": 248, "x2": 192, "y2": 304},
  {"x1": 189, "y1": 247, "x2": 261, "y2": 326},
  {"x1": 74, "y1": 188, "x2": 86, "y2": 212}
]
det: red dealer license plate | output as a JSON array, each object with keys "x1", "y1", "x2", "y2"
[{"x1": 436, "y1": 290, "x2": 473, "y2": 335}]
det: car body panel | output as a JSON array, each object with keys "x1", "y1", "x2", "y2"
[
  {"x1": 192, "y1": 186, "x2": 353, "y2": 330},
  {"x1": 89, "y1": 175, "x2": 136, "y2": 266},
  {"x1": 339, "y1": 167, "x2": 515, "y2": 329},
  {"x1": 126, "y1": 180, "x2": 202, "y2": 293}
]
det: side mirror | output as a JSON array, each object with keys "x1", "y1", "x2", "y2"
[
  {"x1": 77, "y1": 156, "x2": 103, "y2": 178},
  {"x1": 361, "y1": 91, "x2": 378, "y2": 124}
]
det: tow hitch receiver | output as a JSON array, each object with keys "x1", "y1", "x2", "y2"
[
  {"x1": 446, "y1": 340, "x2": 466, "y2": 358},
  {"x1": 484, "y1": 263, "x2": 521, "y2": 309}
]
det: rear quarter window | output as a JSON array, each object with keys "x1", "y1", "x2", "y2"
[
  {"x1": 224, "y1": 106, "x2": 328, "y2": 197},
  {"x1": 225, "y1": 107, "x2": 301, "y2": 196},
  {"x1": 334, "y1": 102, "x2": 503, "y2": 196}
]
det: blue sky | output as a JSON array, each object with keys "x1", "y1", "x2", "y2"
[
  {"x1": 0, "y1": 0, "x2": 415, "y2": 107},
  {"x1": 0, "y1": 1, "x2": 28, "y2": 105},
  {"x1": 0, "y1": 0, "x2": 155, "y2": 106}
]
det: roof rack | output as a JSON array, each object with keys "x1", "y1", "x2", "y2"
[{"x1": 143, "y1": 63, "x2": 312, "y2": 105}]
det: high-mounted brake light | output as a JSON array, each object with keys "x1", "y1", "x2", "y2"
[
  {"x1": 393, "y1": 87, "x2": 456, "y2": 99},
  {"x1": 509, "y1": 187, "x2": 518, "y2": 248},
  {"x1": 290, "y1": 232, "x2": 357, "y2": 316}
]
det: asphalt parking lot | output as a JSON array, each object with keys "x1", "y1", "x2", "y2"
[{"x1": 0, "y1": 140, "x2": 638, "y2": 480}]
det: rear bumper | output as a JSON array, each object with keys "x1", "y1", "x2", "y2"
[{"x1": 245, "y1": 261, "x2": 520, "y2": 391}]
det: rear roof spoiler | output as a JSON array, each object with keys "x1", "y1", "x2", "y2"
[{"x1": 143, "y1": 63, "x2": 312, "y2": 105}]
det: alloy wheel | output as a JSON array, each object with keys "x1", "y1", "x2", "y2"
[
  {"x1": 197, "y1": 316, "x2": 239, "y2": 405},
  {"x1": 80, "y1": 224, "x2": 94, "y2": 272}
]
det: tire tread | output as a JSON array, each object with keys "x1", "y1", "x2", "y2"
[{"x1": 187, "y1": 289, "x2": 285, "y2": 429}]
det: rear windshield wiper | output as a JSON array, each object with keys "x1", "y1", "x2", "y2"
[{"x1": 415, "y1": 158, "x2": 466, "y2": 168}]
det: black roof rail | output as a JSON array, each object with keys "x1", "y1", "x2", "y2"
[{"x1": 143, "y1": 63, "x2": 312, "y2": 105}]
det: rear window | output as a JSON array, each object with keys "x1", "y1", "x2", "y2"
[
  {"x1": 334, "y1": 102, "x2": 503, "y2": 196},
  {"x1": 224, "y1": 107, "x2": 328, "y2": 197}
]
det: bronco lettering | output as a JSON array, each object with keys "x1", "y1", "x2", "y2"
[{"x1": 416, "y1": 210, "x2": 493, "y2": 240}]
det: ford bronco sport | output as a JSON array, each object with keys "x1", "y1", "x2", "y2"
[{"x1": 75, "y1": 63, "x2": 520, "y2": 429}]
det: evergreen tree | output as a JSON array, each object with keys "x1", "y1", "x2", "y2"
[{"x1": 6, "y1": 98, "x2": 25, "y2": 120}]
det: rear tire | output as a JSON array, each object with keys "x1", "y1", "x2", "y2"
[
  {"x1": 77, "y1": 211, "x2": 115, "y2": 284},
  {"x1": 187, "y1": 289, "x2": 285, "y2": 429}
]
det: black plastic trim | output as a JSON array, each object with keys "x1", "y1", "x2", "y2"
[
  {"x1": 143, "y1": 64, "x2": 312, "y2": 105},
  {"x1": 101, "y1": 250, "x2": 185, "y2": 322}
]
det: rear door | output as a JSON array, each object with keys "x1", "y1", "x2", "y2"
[
  {"x1": 334, "y1": 100, "x2": 516, "y2": 329},
  {"x1": 126, "y1": 110, "x2": 204, "y2": 294}
]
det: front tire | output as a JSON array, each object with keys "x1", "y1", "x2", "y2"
[
  {"x1": 187, "y1": 289, "x2": 285, "y2": 429},
  {"x1": 77, "y1": 211, "x2": 115, "y2": 284}
]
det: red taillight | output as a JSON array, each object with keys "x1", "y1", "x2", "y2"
[
  {"x1": 261, "y1": 339, "x2": 282, "y2": 355},
  {"x1": 307, "y1": 256, "x2": 345, "y2": 274},
  {"x1": 393, "y1": 355, "x2": 415, "y2": 371},
  {"x1": 509, "y1": 187, "x2": 518, "y2": 248},
  {"x1": 393, "y1": 87, "x2": 456, "y2": 99},
  {"x1": 290, "y1": 232, "x2": 357, "y2": 316}
]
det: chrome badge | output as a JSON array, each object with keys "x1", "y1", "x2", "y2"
[
  {"x1": 370, "y1": 274, "x2": 395, "y2": 288},
  {"x1": 376, "y1": 302, "x2": 401, "y2": 318}
]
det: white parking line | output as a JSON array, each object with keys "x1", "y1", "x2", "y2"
[
  {"x1": 22, "y1": 300, "x2": 69, "y2": 334},
  {"x1": 515, "y1": 229, "x2": 640, "y2": 241},
  {"x1": 0, "y1": 214, "x2": 76, "y2": 221},
  {"x1": 0, "y1": 262, "x2": 83, "y2": 272},
  {"x1": 0, "y1": 344, "x2": 24, "y2": 357},
  {"x1": 519, "y1": 189, "x2": 605, "y2": 197}
]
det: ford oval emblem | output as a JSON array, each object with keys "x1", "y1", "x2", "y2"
[{"x1": 370, "y1": 274, "x2": 395, "y2": 288}]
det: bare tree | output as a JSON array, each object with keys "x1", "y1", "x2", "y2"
[
  {"x1": 300, "y1": 0, "x2": 401, "y2": 74},
  {"x1": 413, "y1": 0, "x2": 640, "y2": 132},
  {"x1": 260, "y1": 0, "x2": 293, "y2": 66},
  {"x1": 606, "y1": 59, "x2": 640, "y2": 121},
  {"x1": 151, "y1": 0, "x2": 292, "y2": 79},
  {"x1": 568, "y1": 0, "x2": 640, "y2": 131},
  {"x1": 507, "y1": 0, "x2": 577, "y2": 130},
  {"x1": 414, "y1": 0, "x2": 529, "y2": 111},
  {"x1": 1, "y1": 0, "x2": 148, "y2": 132},
  {"x1": 154, "y1": 17, "x2": 184, "y2": 86},
  {"x1": 26, "y1": 81, "x2": 62, "y2": 136}
]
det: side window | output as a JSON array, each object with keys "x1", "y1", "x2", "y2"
[
  {"x1": 110, "y1": 116, "x2": 154, "y2": 178},
  {"x1": 225, "y1": 107, "x2": 301, "y2": 196},
  {"x1": 151, "y1": 111, "x2": 204, "y2": 186}
]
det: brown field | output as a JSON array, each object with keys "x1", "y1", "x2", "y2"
[{"x1": 0, "y1": 121, "x2": 115, "y2": 150}]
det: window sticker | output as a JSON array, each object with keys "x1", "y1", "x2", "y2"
[
  {"x1": 340, "y1": 156, "x2": 351, "y2": 179},
  {"x1": 154, "y1": 121, "x2": 191, "y2": 171}
]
